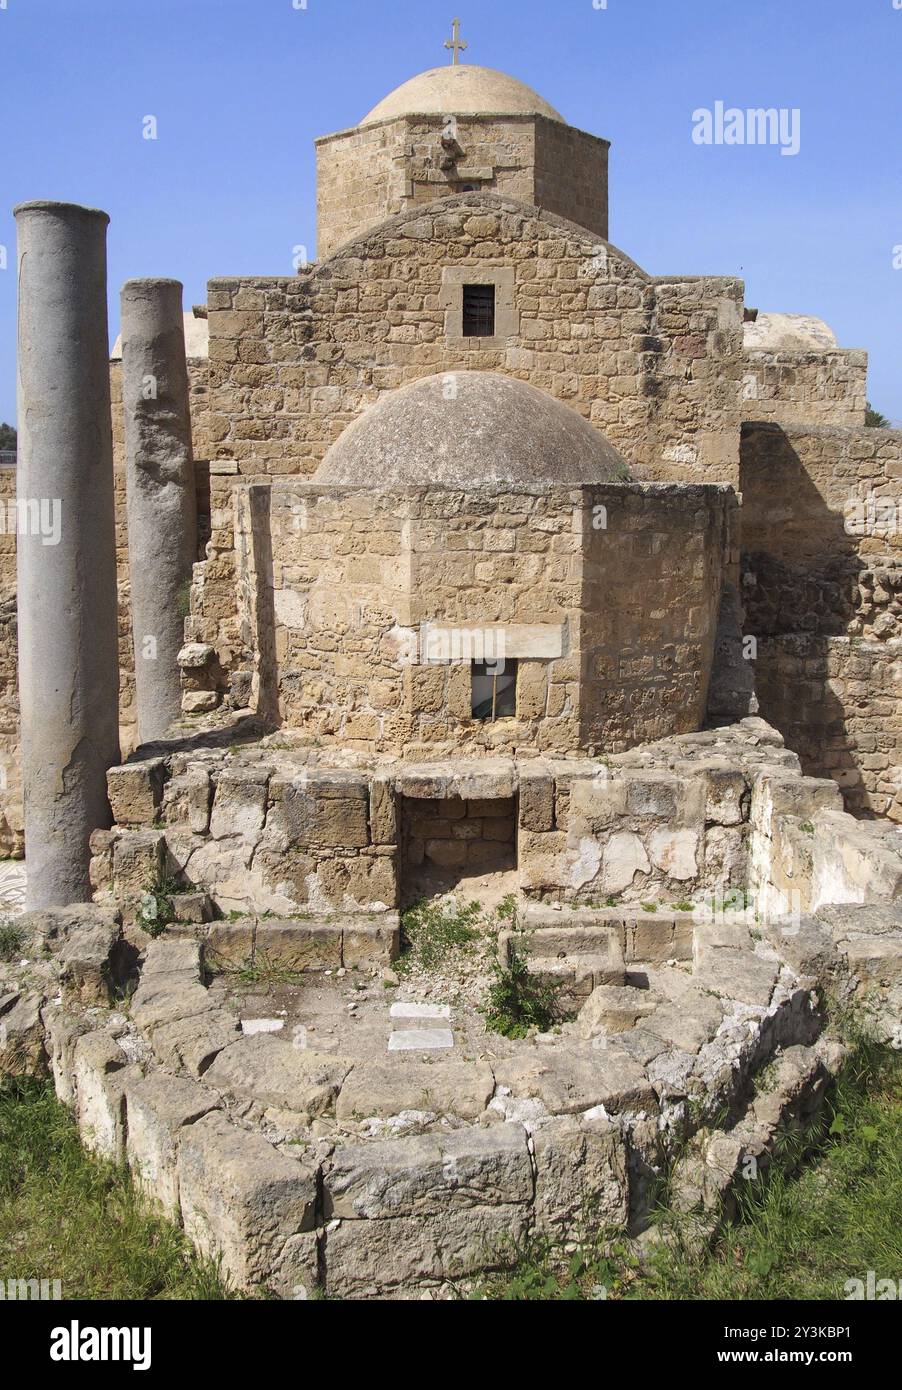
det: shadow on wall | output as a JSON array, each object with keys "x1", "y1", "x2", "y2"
[
  {"x1": 754, "y1": 635, "x2": 865, "y2": 813},
  {"x1": 740, "y1": 422, "x2": 895, "y2": 818}
]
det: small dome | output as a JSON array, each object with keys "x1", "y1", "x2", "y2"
[
  {"x1": 361, "y1": 64, "x2": 564, "y2": 127},
  {"x1": 314, "y1": 372, "x2": 631, "y2": 488},
  {"x1": 744, "y1": 313, "x2": 839, "y2": 354}
]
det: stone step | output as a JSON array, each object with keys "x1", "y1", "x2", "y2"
[
  {"x1": 204, "y1": 913, "x2": 400, "y2": 973},
  {"x1": 518, "y1": 904, "x2": 695, "y2": 964},
  {"x1": 513, "y1": 925, "x2": 624, "y2": 959},
  {"x1": 526, "y1": 953, "x2": 626, "y2": 1000}
]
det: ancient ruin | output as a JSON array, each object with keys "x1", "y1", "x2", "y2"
[{"x1": 1, "y1": 44, "x2": 900, "y2": 1299}]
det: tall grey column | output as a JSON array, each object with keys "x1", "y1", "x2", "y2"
[
  {"x1": 120, "y1": 279, "x2": 197, "y2": 743},
  {"x1": 15, "y1": 201, "x2": 121, "y2": 910}
]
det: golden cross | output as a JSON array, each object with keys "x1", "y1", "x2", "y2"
[{"x1": 444, "y1": 17, "x2": 468, "y2": 65}]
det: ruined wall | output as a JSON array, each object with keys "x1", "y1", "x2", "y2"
[
  {"x1": 749, "y1": 766, "x2": 902, "y2": 915},
  {"x1": 316, "y1": 117, "x2": 609, "y2": 262},
  {"x1": 229, "y1": 479, "x2": 732, "y2": 757},
  {"x1": 741, "y1": 423, "x2": 902, "y2": 811},
  {"x1": 742, "y1": 349, "x2": 867, "y2": 430},
  {"x1": 581, "y1": 483, "x2": 737, "y2": 751},
  {"x1": 205, "y1": 195, "x2": 744, "y2": 488},
  {"x1": 755, "y1": 635, "x2": 902, "y2": 819}
]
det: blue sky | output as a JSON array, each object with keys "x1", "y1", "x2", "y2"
[{"x1": 1, "y1": 0, "x2": 900, "y2": 425}]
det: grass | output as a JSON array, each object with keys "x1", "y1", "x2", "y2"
[
  {"x1": 397, "y1": 897, "x2": 485, "y2": 973},
  {"x1": 223, "y1": 954, "x2": 308, "y2": 988},
  {"x1": 0, "y1": 919, "x2": 27, "y2": 962},
  {"x1": 0, "y1": 1076, "x2": 239, "y2": 1300},
  {"x1": 475, "y1": 1037, "x2": 902, "y2": 1300}
]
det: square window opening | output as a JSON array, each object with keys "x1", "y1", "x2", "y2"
[
  {"x1": 462, "y1": 283, "x2": 496, "y2": 338},
  {"x1": 472, "y1": 659, "x2": 517, "y2": 720}
]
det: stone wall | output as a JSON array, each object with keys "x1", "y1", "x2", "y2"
[
  {"x1": 755, "y1": 635, "x2": 902, "y2": 819},
  {"x1": 316, "y1": 116, "x2": 609, "y2": 262},
  {"x1": 402, "y1": 795, "x2": 516, "y2": 884},
  {"x1": 741, "y1": 423, "x2": 902, "y2": 810},
  {"x1": 228, "y1": 479, "x2": 733, "y2": 757},
  {"x1": 742, "y1": 348, "x2": 867, "y2": 429},
  {"x1": 90, "y1": 719, "x2": 867, "y2": 920},
  {"x1": 205, "y1": 194, "x2": 744, "y2": 488},
  {"x1": 741, "y1": 423, "x2": 902, "y2": 574}
]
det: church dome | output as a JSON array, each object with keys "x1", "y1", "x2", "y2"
[
  {"x1": 743, "y1": 313, "x2": 839, "y2": 354},
  {"x1": 361, "y1": 65, "x2": 564, "y2": 126},
  {"x1": 314, "y1": 372, "x2": 631, "y2": 488}
]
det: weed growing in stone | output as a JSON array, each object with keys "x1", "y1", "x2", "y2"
[
  {"x1": 482, "y1": 942, "x2": 562, "y2": 1039},
  {"x1": 136, "y1": 874, "x2": 182, "y2": 937},
  {"x1": 0, "y1": 919, "x2": 26, "y2": 962},
  {"x1": 397, "y1": 897, "x2": 484, "y2": 973}
]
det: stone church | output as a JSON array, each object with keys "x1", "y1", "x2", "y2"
[{"x1": 1, "y1": 38, "x2": 901, "y2": 1300}]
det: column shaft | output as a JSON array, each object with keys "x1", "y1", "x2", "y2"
[{"x1": 15, "y1": 201, "x2": 121, "y2": 909}]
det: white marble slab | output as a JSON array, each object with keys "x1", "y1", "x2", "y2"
[
  {"x1": 388, "y1": 1028, "x2": 454, "y2": 1052},
  {"x1": 389, "y1": 1002, "x2": 452, "y2": 1021}
]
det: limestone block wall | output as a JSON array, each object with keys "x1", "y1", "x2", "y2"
[
  {"x1": 519, "y1": 763, "x2": 751, "y2": 905},
  {"x1": 742, "y1": 349, "x2": 867, "y2": 429},
  {"x1": 205, "y1": 194, "x2": 744, "y2": 488},
  {"x1": 229, "y1": 480, "x2": 732, "y2": 757},
  {"x1": 402, "y1": 795, "x2": 516, "y2": 880},
  {"x1": 580, "y1": 483, "x2": 736, "y2": 751},
  {"x1": 741, "y1": 423, "x2": 902, "y2": 573},
  {"x1": 316, "y1": 116, "x2": 609, "y2": 261},
  {"x1": 741, "y1": 424, "x2": 902, "y2": 810},
  {"x1": 0, "y1": 464, "x2": 17, "y2": 598},
  {"x1": 755, "y1": 635, "x2": 902, "y2": 819}
]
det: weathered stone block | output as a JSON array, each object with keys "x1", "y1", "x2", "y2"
[
  {"x1": 335, "y1": 1059, "x2": 495, "y2": 1123},
  {"x1": 532, "y1": 1115, "x2": 629, "y2": 1236},
  {"x1": 341, "y1": 917, "x2": 400, "y2": 969},
  {"x1": 73, "y1": 1032, "x2": 135, "y2": 1161},
  {"x1": 107, "y1": 759, "x2": 167, "y2": 827},
  {"x1": 325, "y1": 1124, "x2": 532, "y2": 1220},
  {"x1": 177, "y1": 1111, "x2": 319, "y2": 1296},
  {"x1": 126, "y1": 1072, "x2": 220, "y2": 1217},
  {"x1": 255, "y1": 920, "x2": 343, "y2": 972},
  {"x1": 204, "y1": 1034, "x2": 352, "y2": 1116}
]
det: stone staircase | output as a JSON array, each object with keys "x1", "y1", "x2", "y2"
[{"x1": 504, "y1": 903, "x2": 699, "y2": 1007}]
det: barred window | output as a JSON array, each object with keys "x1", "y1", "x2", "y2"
[{"x1": 462, "y1": 283, "x2": 496, "y2": 337}]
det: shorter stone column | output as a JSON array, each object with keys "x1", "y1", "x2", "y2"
[{"x1": 121, "y1": 279, "x2": 197, "y2": 743}]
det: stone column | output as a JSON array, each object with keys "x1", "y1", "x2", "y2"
[
  {"x1": 120, "y1": 279, "x2": 197, "y2": 743},
  {"x1": 15, "y1": 201, "x2": 121, "y2": 910}
]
